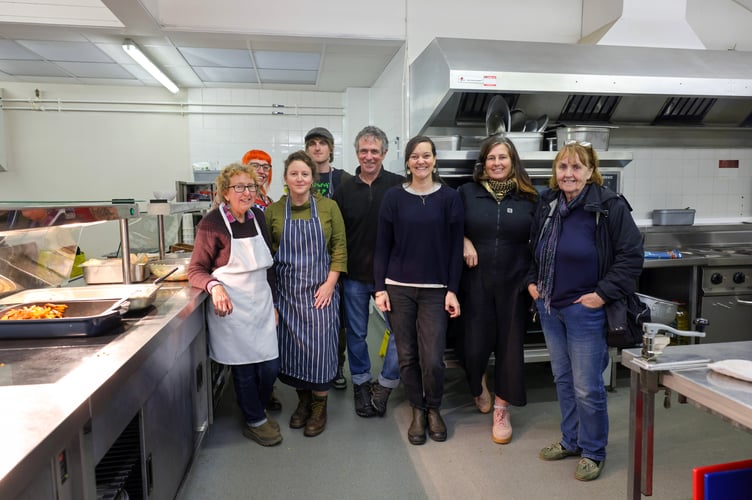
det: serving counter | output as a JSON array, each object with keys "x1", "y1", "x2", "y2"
[
  {"x1": 0, "y1": 282, "x2": 209, "y2": 499},
  {"x1": 621, "y1": 342, "x2": 752, "y2": 500}
]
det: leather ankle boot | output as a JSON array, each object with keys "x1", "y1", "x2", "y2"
[
  {"x1": 289, "y1": 390, "x2": 312, "y2": 429},
  {"x1": 371, "y1": 382, "x2": 393, "y2": 417},
  {"x1": 427, "y1": 408, "x2": 447, "y2": 442},
  {"x1": 304, "y1": 394, "x2": 327, "y2": 437},
  {"x1": 408, "y1": 406, "x2": 427, "y2": 445}
]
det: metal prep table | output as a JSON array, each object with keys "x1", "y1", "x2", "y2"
[{"x1": 621, "y1": 341, "x2": 752, "y2": 499}]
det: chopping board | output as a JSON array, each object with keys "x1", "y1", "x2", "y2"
[{"x1": 632, "y1": 352, "x2": 711, "y2": 371}]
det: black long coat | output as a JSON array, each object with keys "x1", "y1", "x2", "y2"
[{"x1": 457, "y1": 181, "x2": 536, "y2": 406}]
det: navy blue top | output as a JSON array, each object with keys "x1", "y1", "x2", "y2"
[
  {"x1": 549, "y1": 205, "x2": 599, "y2": 308},
  {"x1": 374, "y1": 184, "x2": 464, "y2": 294}
]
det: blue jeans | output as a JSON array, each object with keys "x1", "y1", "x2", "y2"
[
  {"x1": 342, "y1": 278, "x2": 400, "y2": 388},
  {"x1": 387, "y1": 285, "x2": 447, "y2": 409},
  {"x1": 230, "y1": 357, "x2": 280, "y2": 425},
  {"x1": 536, "y1": 300, "x2": 609, "y2": 462}
]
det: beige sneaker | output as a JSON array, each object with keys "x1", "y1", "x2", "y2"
[
  {"x1": 492, "y1": 405, "x2": 512, "y2": 444},
  {"x1": 243, "y1": 421, "x2": 283, "y2": 447},
  {"x1": 474, "y1": 373, "x2": 492, "y2": 414}
]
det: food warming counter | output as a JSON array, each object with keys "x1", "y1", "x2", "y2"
[{"x1": 0, "y1": 282, "x2": 209, "y2": 499}]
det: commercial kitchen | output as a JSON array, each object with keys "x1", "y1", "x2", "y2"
[{"x1": 1, "y1": 1, "x2": 752, "y2": 499}]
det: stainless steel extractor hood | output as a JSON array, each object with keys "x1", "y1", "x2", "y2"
[{"x1": 410, "y1": 38, "x2": 752, "y2": 146}]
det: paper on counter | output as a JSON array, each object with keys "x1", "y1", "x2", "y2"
[{"x1": 708, "y1": 359, "x2": 752, "y2": 383}]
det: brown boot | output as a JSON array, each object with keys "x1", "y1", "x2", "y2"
[
  {"x1": 427, "y1": 408, "x2": 447, "y2": 442},
  {"x1": 304, "y1": 394, "x2": 328, "y2": 437},
  {"x1": 407, "y1": 406, "x2": 427, "y2": 445},
  {"x1": 289, "y1": 390, "x2": 312, "y2": 429}
]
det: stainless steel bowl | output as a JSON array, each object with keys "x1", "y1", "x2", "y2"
[
  {"x1": 636, "y1": 293, "x2": 678, "y2": 324},
  {"x1": 149, "y1": 258, "x2": 190, "y2": 281}
]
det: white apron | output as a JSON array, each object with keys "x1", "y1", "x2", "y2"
[{"x1": 206, "y1": 206, "x2": 278, "y2": 364}]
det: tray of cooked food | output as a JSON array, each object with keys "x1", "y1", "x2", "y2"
[
  {"x1": 0, "y1": 298, "x2": 128, "y2": 338},
  {"x1": 0, "y1": 284, "x2": 161, "y2": 312}
]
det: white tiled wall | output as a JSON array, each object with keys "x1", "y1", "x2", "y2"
[
  {"x1": 187, "y1": 88, "x2": 347, "y2": 201},
  {"x1": 621, "y1": 147, "x2": 752, "y2": 221}
]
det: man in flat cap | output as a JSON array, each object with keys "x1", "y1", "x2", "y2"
[{"x1": 305, "y1": 127, "x2": 351, "y2": 390}]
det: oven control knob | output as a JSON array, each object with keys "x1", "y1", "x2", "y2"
[
  {"x1": 733, "y1": 272, "x2": 746, "y2": 284},
  {"x1": 710, "y1": 273, "x2": 723, "y2": 285}
]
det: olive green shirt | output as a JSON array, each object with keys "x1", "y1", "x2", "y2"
[{"x1": 264, "y1": 193, "x2": 347, "y2": 273}]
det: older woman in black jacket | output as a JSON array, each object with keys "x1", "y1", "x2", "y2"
[
  {"x1": 527, "y1": 141, "x2": 642, "y2": 482},
  {"x1": 458, "y1": 135, "x2": 537, "y2": 445}
]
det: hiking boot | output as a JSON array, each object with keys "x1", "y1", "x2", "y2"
[
  {"x1": 408, "y1": 406, "x2": 427, "y2": 445},
  {"x1": 289, "y1": 390, "x2": 312, "y2": 429},
  {"x1": 575, "y1": 458, "x2": 605, "y2": 481},
  {"x1": 492, "y1": 405, "x2": 512, "y2": 444},
  {"x1": 243, "y1": 421, "x2": 282, "y2": 447},
  {"x1": 539, "y1": 442, "x2": 581, "y2": 461},
  {"x1": 266, "y1": 386, "x2": 282, "y2": 412},
  {"x1": 426, "y1": 408, "x2": 447, "y2": 442},
  {"x1": 266, "y1": 414, "x2": 280, "y2": 432},
  {"x1": 474, "y1": 373, "x2": 492, "y2": 414},
  {"x1": 332, "y1": 365, "x2": 347, "y2": 390},
  {"x1": 354, "y1": 381, "x2": 377, "y2": 418},
  {"x1": 370, "y1": 382, "x2": 393, "y2": 417},
  {"x1": 304, "y1": 394, "x2": 328, "y2": 437}
]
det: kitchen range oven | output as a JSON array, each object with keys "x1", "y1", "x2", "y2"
[{"x1": 688, "y1": 248, "x2": 752, "y2": 344}]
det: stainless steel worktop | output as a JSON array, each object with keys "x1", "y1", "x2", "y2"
[
  {"x1": 0, "y1": 283, "x2": 206, "y2": 497},
  {"x1": 621, "y1": 342, "x2": 752, "y2": 499}
]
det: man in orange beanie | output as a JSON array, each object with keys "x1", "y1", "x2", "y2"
[{"x1": 242, "y1": 149, "x2": 274, "y2": 210}]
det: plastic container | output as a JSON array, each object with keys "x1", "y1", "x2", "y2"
[
  {"x1": 652, "y1": 209, "x2": 695, "y2": 226},
  {"x1": 193, "y1": 170, "x2": 221, "y2": 182}
]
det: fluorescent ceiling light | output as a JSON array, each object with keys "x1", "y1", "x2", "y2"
[{"x1": 122, "y1": 39, "x2": 178, "y2": 94}]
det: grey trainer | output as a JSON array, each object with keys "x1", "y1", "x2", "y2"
[
  {"x1": 575, "y1": 458, "x2": 605, "y2": 481},
  {"x1": 539, "y1": 442, "x2": 581, "y2": 461}
]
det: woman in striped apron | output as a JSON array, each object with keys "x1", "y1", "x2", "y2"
[{"x1": 264, "y1": 150, "x2": 347, "y2": 437}]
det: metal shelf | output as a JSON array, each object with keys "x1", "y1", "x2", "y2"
[{"x1": 437, "y1": 149, "x2": 633, "y2": 169}]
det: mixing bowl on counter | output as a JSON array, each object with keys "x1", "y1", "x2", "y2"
[{"x1": 149, "y1": 257, "x2": 191, "y2": 281}]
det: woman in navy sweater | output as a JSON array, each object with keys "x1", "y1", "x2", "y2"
[{"x1": 374, "y1": 135, "x2": 464, "y2": 445}]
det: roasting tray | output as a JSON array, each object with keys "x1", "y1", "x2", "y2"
[{"x1": 0, "y1": 299, "x2": 128, "y2": 338}]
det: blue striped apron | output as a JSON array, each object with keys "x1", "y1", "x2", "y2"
[{"x1": 275, "y1": 195, "x2": 339, "y2": 383}]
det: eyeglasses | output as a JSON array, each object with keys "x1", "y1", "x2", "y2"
[
  {"x1": 249, "y1": 162, "x2": 272, "y2": 172},
  {"x1": 565, "y1": 140, "x2": 592, "y2": 148},
  {"x1": 229, "y1": 184, "x2": 258, "y2": 193}
]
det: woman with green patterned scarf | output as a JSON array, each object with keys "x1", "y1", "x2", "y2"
[{"x1": 457, "y1": 134, "x2": 538, "y2": 445}]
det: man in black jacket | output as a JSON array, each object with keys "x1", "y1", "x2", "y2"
[
  {"x1": 306, "y1": 126, "x2": 352, "y2": 390},
  {"x1": 334, "y1": 125, "x2": 404, "y2": 418}
]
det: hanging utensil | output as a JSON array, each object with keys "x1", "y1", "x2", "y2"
[
  {"x1": 509, "y1": 109, "x2": 527, "y2": 132},
  {"x1": 523, "y1": 119, "x2": 538, "y2": 132},
  {"x1": 485, "y1": 95, "x2": 511, "y2": 136},
  {"x1": 536, "y1": 114, "x2": 550, "y2": 132}
]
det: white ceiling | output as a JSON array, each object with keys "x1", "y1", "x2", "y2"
[{"x1": 0, "y1": 0, "x2": 403, "y2": 92}]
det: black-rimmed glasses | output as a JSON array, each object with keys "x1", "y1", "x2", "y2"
[
  {"x1": 229, "y1": 184, "x2": 258, "y2": 193},
  {"x1": 249, "y1": 162, "x2": 272, "y2": 172}
]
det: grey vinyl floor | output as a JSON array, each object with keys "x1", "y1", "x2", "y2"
[{"x1": 178, "y1": 326, "x2": 750, "y2": 500}]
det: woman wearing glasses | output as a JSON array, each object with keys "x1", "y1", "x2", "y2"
[
  {"x1": 265, "y1": 150, "x2": 347, "y2": 437},
  {"x1": 527, "y1": 142, "x2": 642, "y2": 481},
  {"x1": 242, "y1": 149, "x2": 274, "y2": 210},
  {"x1": 188, "y1": 162, "x2": 282, "y2": 447}
]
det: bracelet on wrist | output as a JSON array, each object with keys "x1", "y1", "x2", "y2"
[{"x1": 375, "y1": 291, "x2": 387, "y2": 297}]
